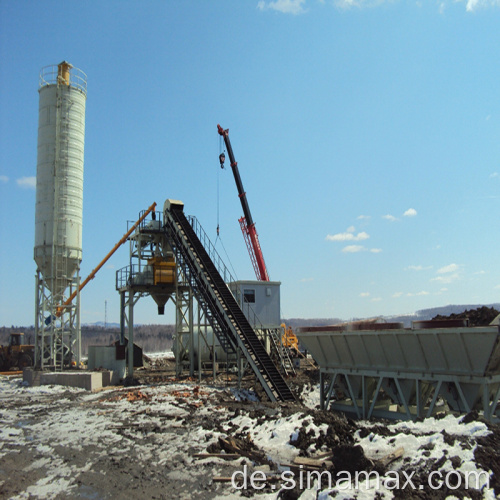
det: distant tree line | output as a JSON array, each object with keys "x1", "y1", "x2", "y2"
[
  {"x1": 3, "y1": 304, "x2": 498, "y2": 355},
  {"x1": 0, "y1": 325, "x2": 174, "y2": 355}
]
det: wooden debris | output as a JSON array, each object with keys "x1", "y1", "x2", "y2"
[
  {"x1": 376, "y1": 446, "x2": 404, "y2": 468},
  {"x1": 126, "y1": 390, "x2": 150, "y2": 402},
  {"x1": 293, "y1": 456, "x2": 333, "y2": 469},
  {"x1": 193, "y1": 453, "x2": 241, "y2": 460},
  {"x1": 218, "y1": 436, "x2": 273, "y2": 467}
]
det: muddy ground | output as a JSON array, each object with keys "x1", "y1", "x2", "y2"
[{"x1": 0, "y1": 358, "x2": 499, "y2": 499}]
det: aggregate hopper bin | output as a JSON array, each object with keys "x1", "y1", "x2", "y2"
[{"x1": 297, "y1": 325, "x2": 500, "y2": 421}]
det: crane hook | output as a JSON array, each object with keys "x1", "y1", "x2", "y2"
[{"x1": 219, "y1": 152, "x2": 225, "y2": 169}]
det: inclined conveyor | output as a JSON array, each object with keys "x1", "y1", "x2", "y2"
[{"x1": 163, "y1": 200, "x2": 295, "y2": 402}]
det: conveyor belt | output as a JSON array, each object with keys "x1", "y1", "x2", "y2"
[{"x1": 164, "y1": 202, "x2": 295, "y2": 402}]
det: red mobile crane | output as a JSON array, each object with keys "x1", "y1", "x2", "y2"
[{"x1": 217, "y1": 124, "x2": 270, "y2": 281}]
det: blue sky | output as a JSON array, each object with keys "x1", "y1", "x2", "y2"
[{"x1": 1, "y1": 0, "x2": 500, "y2": 327}]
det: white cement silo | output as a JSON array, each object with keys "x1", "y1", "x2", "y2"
[
  {"x1": 34, "y1": 61, "x2": 87, "y2": 296},
  {"x1": 34, "y1": 62, "x2": 87, "y2": 369}
]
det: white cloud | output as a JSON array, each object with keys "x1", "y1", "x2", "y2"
[
  {"x1": 431, "y1": 273, "x2": 460, "y2": 284},
  {"x1": 382, "y1": 214, "x2": 398, "y2": 222},
  {"x1": 490, "y1": 172, "x2": 499, "y2": 179},
  {"x1": 432, "y1": 264, "x2": 460, "y2": 284},
  {"x1": 342, "y1": 245, "x2": 364, "y2": 253},
  {"x1": 0, "y1": 175, "x2": 8, "y2": 183},
  {"x1": 17, "y1": 176, "x2": 36, "y2": 189},
  {"x1": 406, "y1": 265, "x2": 432, "y2": 271},
  {"x1": 407, "y1": 291, "x2": 430, "y2": 297},
  {"x1": 437, "y1": 263, "x2": 459, "y2": 274},
  {"x1": 403, "y1": 208, "x2": 417, "y2": 217},
  {"x1": 463, "y1": 0, "x2": 500, "y2": 12},
  {"x1": 257, "y1": 0, "x2": 306, "y2": 14},
  {"x1": 359, "y1": 292, "x2": 370, "y2": 297},
  {"x1": 346, "y1": 226, "x2": 355, "y2": 233},
  {"x1": 333, "y1": 0, "x2": 500, "y2": 11},
  {"x1": 326, "y1": 230, "x2": 369, "y2": 242},
  {"x1": 334, "y1": 0, "x2": 386, "y2": 9},
  {"x1": 392, "y1": 292, "x2": 403, "y2": 298},
  {"x1": 370, "y1": 248, "x2": 382, "y2": 253},
  {"x1": 299, "y1": 277, "x2": 314, "y2": 282},
  {"x1": 357, "y1": 215, "x2": 371, "y2": 221},
  {"x1": 371, "y1": 297, "x2": 382, "y2": 302}
]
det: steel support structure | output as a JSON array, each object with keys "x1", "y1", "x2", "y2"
[
  {"x1": 35, "y1": 267, "x2": 81, "y2": 370},
  {"x1": 319, "y1": 369, "x2": 500, "y2": 422},
  {"x1": 174, "y1": 277, "x2": 194, "y2": 378},
  {"x1": 119, "y1": 290, "x2": 144, "y2": 378}
]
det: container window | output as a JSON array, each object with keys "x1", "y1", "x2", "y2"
[{"x1": 243, "y1": 289, "x2": 255, "y2": 303}]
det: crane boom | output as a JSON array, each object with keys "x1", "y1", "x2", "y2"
[{"x1": 217, "y1": 124, "x2": 269, "y2": 281}]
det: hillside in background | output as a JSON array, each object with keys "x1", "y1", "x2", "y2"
[
  {"x1": 2, "y1": 303, "x2": 498, "y2": 354},
  {"x1": 383, "y1": 303, "x2": 500, "y2": 327},
  {"x1": 284, "y1": 303, "x2": 500, "y2": 328}
]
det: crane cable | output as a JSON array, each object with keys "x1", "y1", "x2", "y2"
[
  {"x1": 215, "y1": 136, "x2": 239, "y2": 281},
  {"x1": 217, "y1": 134, "x2": 226, "y2": 237}
]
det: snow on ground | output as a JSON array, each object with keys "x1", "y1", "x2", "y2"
[
  {"x1": 300, "y1": 383, "x2": 321, "y2": 410},
  {"x1": 144, "y1": 350, "x2": 175, "y2": 360},
  {"x1": 0, "y1": 374, "x2": 498, "y2": 499}
]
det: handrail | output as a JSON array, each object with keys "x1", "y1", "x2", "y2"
[
  {"x1": 186, "y1": 214, "x2": 268, "y2": 331},
  {"x1": 39, "y1": 64, "x2": 87, "y2": 94},
  {"x1": 186, "y1": 215, "x2": 236, "y2": 285}
]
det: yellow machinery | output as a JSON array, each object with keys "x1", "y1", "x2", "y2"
[
  {"x1": 0, "y1": 333, "x2": 34, "y2": 371},
  {"x1": 281, "y1": 323, "x2": 299, "y2": 353},
  {"x1": 148, "y1": 255, "x2": 176, "y2": 285}
]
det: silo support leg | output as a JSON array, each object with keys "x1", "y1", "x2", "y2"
[
  {"x1": 454, "y1": 381, "x2": 471, "y2": 414},
  {"x1": 361, "y1": 376, "x2": 367, "y2": 419},
  {"x1": 320, "y1": 372, "x2": 336, "y2": 410},
  {"x1": 127, "y1": 293, "x2": 134, "y2": 378},
  {"x1": 344, "y1": 375, "x2": 361, "y2": 419},
  {"x1": 319, "y1": 372, "x2": 324, "y2": 409},
  {"x1": 367, "y1": 377, "x2": 384, "y2": 420},
  {"x1": 394, "y1": 378, "x2": 412, "y2": 420},
  {"x1": 120, "y1": 292, "x2": 126, "y2": 345},
  {"x1": 426, "y1": 380, "x2": 443, "y2": 418},
  {"x1": 487, "y1": 384, "x2": 500, "y2": 421},
  {"x1": 325, "y1": 374, "x2": 337, "y2": 409},
  {"x1": 416, "y1": 379, "x2": 423, "y2": 420}
]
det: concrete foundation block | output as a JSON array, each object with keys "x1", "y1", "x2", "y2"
[{"x1": 23, "y1": 369, "x2": 104, "y2": 391}]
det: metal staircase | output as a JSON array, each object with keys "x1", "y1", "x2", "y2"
[
  {"x1": 163, "y1": 201, "x2": 295, "y2": 402},
  {"x1": 268, "y1": 328, "x2": 296, "y2": 377}
]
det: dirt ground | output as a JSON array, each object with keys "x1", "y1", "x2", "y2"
[{"x1": 1, "y1": 358, "x2": 499, "y2": 500}]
